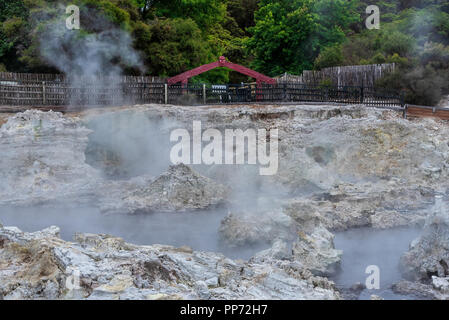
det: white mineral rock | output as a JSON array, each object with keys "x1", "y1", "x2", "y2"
[{"x1": 0, "y1": 225, "x2": 339, "y2": 300}]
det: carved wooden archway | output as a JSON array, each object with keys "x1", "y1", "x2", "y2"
[{"x1": 167, "y1": 56, "x2": 276, "y2": 86}]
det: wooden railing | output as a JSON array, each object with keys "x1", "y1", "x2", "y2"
[{"x1": 405, "y1": 105, "x2": 449, "y2": 120}]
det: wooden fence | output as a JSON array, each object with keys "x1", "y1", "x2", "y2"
[
  {"x1": 406, "y1": 105, "x2": 449, "y2": 120},
  {"x1": 0, "y1": 72, "x2": 404, "y2": 109},
  {"x1": 0, "y1": 72, "x2": 166, "y2": 106},
  {"x1": 276, "y1": 63, "x2": 396, "y2": 87}
]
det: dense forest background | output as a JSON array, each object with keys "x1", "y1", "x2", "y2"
[{"x1": 0, "y1": 0, "x2": 448, "y2": 105}]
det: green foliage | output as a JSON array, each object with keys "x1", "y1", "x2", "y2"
[
  {"x1": 247, "y1": 0, "x2": 359, "y2": 76},
  {"x1": 0, "y1": 0, "x2": 447, "y2": 105},
  {"x1": 313, "y1": 0, "x2": 360, "y2": 47},
  {"x1": 335, "y1": 0, "x2": 449, "y2": 105},
  {"x1": 0, "y1": 0, "x2": 30, "y2": 72},
  {"x1": 375, "y1": 41, "x2": 449, "y2": 106},
  {"x1": 314, "y1": 45, "x2": 344, "y2": 69},
  {"x1": 246, "y1": 0, "x2": 317, "y2": 75},
  {"x1": 380, "y1": 31, "x2": 415, "y2": 56},
  {"x1": 2, "y1": 17, "x2": 26, "y2": 38},
  {"x1": 0, "y1": 0, "x2": 27, "y2": 22},
  {"x1": 227, "y1": 0, "x2": 258, "y2": 35},
  {"x1": 388, "y1": 53, "x2": 409, "y2": 66},
  {"x1": 152, "y1": 0, "x2": 227, "y2": 31},
  {"x1": 318, "y1": 78, "x2": 333, "y2": 88},
  {"x1": 420, "y1": 42, "x2": 449, "y2": 69},
  {"x1": 371, "y1": 52, "x2": 387, "y2": 64},
  {"x1": 138, "y1": 18, "x2": 210, "y2": 76},
  {"x1": 376, "y1": 64, "x2": 448, "y2": 106}
]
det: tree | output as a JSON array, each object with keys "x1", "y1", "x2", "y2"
[
  {"x1": 0, "y1": 0, "x2": 29, "y2": 72},
  {"x1": 137, "y1": 18, "x2": 212, "y2": 77},
  {"x1": 314, "y1": 0, "x2": 360, "y2": 48},
  {"x1": 246, "y1": 0, "x2": 316, "y2": 75},
  {"x1": 227, "y1": 0, "x2": 258, "y2": 35},
  {"x1": 247, "y1": 0, "x2": 359, "y2": 76},
  {"x1": 132, "y1": 0, "x2": 156, "y2": 20},
  {"x1": 152, "y1": 0, "x2": 227, "y2": 31},
  {"x1": 14, "y1": 0, "x2": 141, "y2": 73},
  {"x1": 314, "y1": 44, "x2": 344, "y2": 69}
]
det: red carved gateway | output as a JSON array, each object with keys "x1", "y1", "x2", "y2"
[{"x1": 167, "y1": 56, "x2": 277, "y2": 86}]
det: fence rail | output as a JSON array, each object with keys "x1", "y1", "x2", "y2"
[{"x1": 0, "y1": 74, "x2": 404, "y2": 109}]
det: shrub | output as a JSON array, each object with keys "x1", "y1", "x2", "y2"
[
  {"x1": 371, "y1": 52, "x2": 387, "y2": 64},
  {"x1": 318, "y1": 78, "x2": 333, "y2": 88},
  {"x1": 314, "y1": 45, "x2": 343, "y2": 70},
  {"x1": 380, "y1": 30, "x2": 414, "y2": 57}
]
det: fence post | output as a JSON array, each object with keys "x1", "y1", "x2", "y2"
[
  {"x1": 42, "y1": 81, "x2": 46, "y2": 105},
  {"x1": 360, "y1": 86, "x2": 364, "y2": 104},
  {"x1": 283, "y1": 83, "x2": 287, "y2": 102},
  {"x1": 203, "y1": 84, "x2": 206, "y2": 105},
  {"x1": 401, "y1": 92, "x2": 407, "y2": 118},
  {"x1": 164, "y1": 83, "x2": 168, "y2": 104}
]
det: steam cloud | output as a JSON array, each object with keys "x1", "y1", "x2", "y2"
[{"x1": 35, "y1": 3, "x2": 145, "y2": 105}]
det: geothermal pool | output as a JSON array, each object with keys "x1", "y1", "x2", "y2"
[
  {"x1": 0, "y1": 204, "x2": 425, "y2": 300},
  {"x1": 331, "y1": 227, "x2": 424, "y2": 300},
  {"x1": 1, "y1": 106, "x2": 442, "y2": 300},
  {"x1": 0, "y1": 206, "x2": 270, "y2": 260}
]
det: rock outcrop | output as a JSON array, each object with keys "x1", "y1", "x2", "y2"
[
  {"x1": 0, "y1": 110, "x2": 101, "y2": 207},
  {"x1": 284, "y1": 202, "x2": 342, "y2": 275},
  {"x1": 100, "y1": 164, "x2": 229, "y2": 214},
  {"x1": 0, "y1": 225, "x2": 339, "y2": 300},
  {"x1": 218, "y1": 210, "x2": 296, "y2": 247},
  {"x1": 2, "y1": 106, "x2": 447, "y2": 223},
  {"x1": 0, "y1": 110, "x2": 228, "y2": 213},
  {"x1": 392, "y1": 277, "x2": 449, "y2": 300},
  {"x1": 219, "y1": 201, "x2": 342, "y2": 275},
  {"x1": 400, "y1": 197, "x2": 449, "y2": 281},
  {"x1": 286, "y1": 184, "x2": 431, "y2": 231}
]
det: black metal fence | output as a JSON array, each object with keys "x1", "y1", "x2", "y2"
[
  {"x1": 167, "y1": 83, "x2": 404, "y2": 109},
  {"x1": 0, "y1": 78, "x2": 404, "y2": 109}
]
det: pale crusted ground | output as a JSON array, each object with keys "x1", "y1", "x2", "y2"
[
  {"x1": 0, "y1": 224, "x2": 340, "y2": 300},
  {"x1": 1, "y1": 103, "x2": 449, "y2": 299}
]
